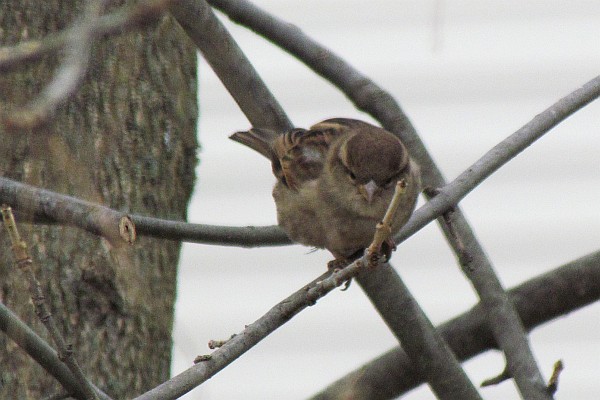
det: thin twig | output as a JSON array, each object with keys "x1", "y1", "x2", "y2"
[
  {"x1": 0, "y1": 302, "x2": 113, "y2": 400},
  {"x1": 481, "y1": 366, "x2": 511, "y2": 387},
  {"x1": 1, "y1": 206, "x2": 99, "y2": 400},
  {"x1": 2, "y1": 0, "x2": 106, "y2": 130},
  {"x1": 0, "y1": 0, "x2": 171, "y2": 72},
  {"x1": 207, "y1": 334, "x2": 236, "y2": 350},
  {"x1": 396, "y1": 74, "x2": 600, "y2": 244},
  {"x1": 134, "y1": 266, "x2": 355, "y2": 400},
  {"x1": 546, "y1": 360, "x2": 564, "y2": 395},
  {"x1": 367, "y1": 179, "x2": 406, "y2": 258},
  {"x1": 310, "y1": 250, "x2": 600, "y2": 399}
]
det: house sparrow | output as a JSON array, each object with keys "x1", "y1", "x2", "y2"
[{"x1": 230, "y1": 118, "x2": 420, "y2": 263}]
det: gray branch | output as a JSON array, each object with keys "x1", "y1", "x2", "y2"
[
  {"x1": 169, "y1": 0, "x2": 293, "y2": 131},
  {"x1": 3, "y1": 249, "x2": 597, "y2": 399},
  {"x1": 0, "y1": 176, "x2": 291, "y2": 246},
  {"x1": 0, "y1": 303, "x2": 112, "y2": 400},
  {"x1": 2, "y1": 0, "x2": 106, "y2": 130},
  {"x1": 357, "y1": 265, "x2": 482, "y2": 399},
  {"x1": 311, "y1": 249, "x2": 600, "y2": 399},
  {"x1": 0, "y1": 0, "x2": 171, "y2": 72}
]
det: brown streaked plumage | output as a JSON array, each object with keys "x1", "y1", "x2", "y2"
[{"x1": 230, "y1": 118, "x2": 421, "y2": 262}]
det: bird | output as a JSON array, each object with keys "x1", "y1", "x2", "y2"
[{"x1": 230, "y1": 118, "x2": 421, "y2": 265}]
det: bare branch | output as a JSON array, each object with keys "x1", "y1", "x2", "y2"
[
  {"x1": 134, "y1": 266, "x2": 352, "y2": 400},
  {"x1": 0, "y1": 176, "x2": 289, "y2": 246},
  {"x1": 357, "y1": 264, "x2": 482, "y2": 400},
  {"x1": 546, "y1": 360, "x2": 564, "y2": 395},
  {"x1": 367, "y1": 180, "x2": 406, "y2": 260},
  {"x1": 481, "y1": 366, "x2": 511, "y2": 387},
  {"x1": 0, "y1": 302, "x2": 113, "y2": 400},
  {"x1": 1, "y1": 206, "x2": 100, "y2": 400},
  {"x1": 396, "y1": 74, "x2": 600, "y2": 243},
  {"x1": 0, "y1": 0, "x2": 171, "y2": 72},
  {"x1": 362, "y1": 184, "x2": 484, "y2": 398},
  {"x1": 133, "y1": 168, "x2": 447, "y2": 400},
  {"x1": 0, "y1": 177, "x2": 135, "y2": 245},
  {"x1": 311, "y1": 250, "x2": 600, "y2": 399},
  {"x1": 169, "y1": 0, "x2": 293, "y2": 131},
  {"x1": 133, "y1": 214, "x2": 290, "y2": 247},
  {"x1": 2, "y1": 71, "x2": 599, "y2": 246},
  {"x1": 2, "y1": 0, "x2": 106, "y2": 130}
]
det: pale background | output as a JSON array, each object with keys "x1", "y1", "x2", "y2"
[{"x1": 171, "y1": 1, "x2": 600, "y2": 398}]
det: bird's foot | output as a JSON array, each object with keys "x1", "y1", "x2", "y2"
[
  {"x1": 326, "y1": 260, "x2": 354, "y2": 291},
  {"x1": 327, "y1": 257, "x2": 350, "y2": 271},
  {"x1": 327, "y1": 249, "x2": 365, "y2": 290}
]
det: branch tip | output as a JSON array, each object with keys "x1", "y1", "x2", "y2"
[
  {"x1": 481, "y1": 366, "x2": 511, "y2": 387},
  {"x1": 366, "y1": 179, "x2": 406, "y2": 267},
  {"x1": 546, "y1": 359, "x2": 564, "y2": 395}
]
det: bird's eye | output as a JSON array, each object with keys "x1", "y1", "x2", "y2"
[
  {"x1": 343, "y1": 165, "x2": 356, "y2": 180},
  {"x1": 383, "y1": 177, "x2": 394, "y2": 187}
]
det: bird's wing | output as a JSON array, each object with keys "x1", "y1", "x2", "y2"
[
  {"x1": 272, "y1": 128, "x2": 328, "y2": 190},
  {"x1": 229, "y1": 128, "x2": 279, "y2": 161},
  {"x1": 230, "y1": 119, "x2": 356, "y2": 190}
]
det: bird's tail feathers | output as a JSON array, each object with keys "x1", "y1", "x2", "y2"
[{"x1": 229, "y1": 128, "x2": 278, "y2": 160}]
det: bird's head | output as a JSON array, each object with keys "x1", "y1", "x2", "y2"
[{"x1": 338, "y1": 130, "x2": 409, "y2": 204}]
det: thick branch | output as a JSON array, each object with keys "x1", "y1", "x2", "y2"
[
  {"x1": 0, "y1": 177, "x2": 134, "y2": 245},
  {"x1": 357, "y1": 265, "x2": 482, "y2": 400},
  {"x1": 311, "y1": 250, "x2": 600, "y2": 399},
  {"x1": 0, "y1": 176, "x2": 290, "y2": 246},
  {"x1": 169, "y1": 0, "x2": 292, "y2": 131}
]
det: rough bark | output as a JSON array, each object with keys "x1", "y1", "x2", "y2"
[{"x1": 0, "y1": 1, "x2": 198, "y2": 397}]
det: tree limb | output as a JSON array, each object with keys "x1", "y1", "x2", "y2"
[
  {"x1": 0, "y1": 176, "x2": 290, "y2": 246},
  {"x1": 357, "y1": 264, "x2": 482, "y2": 400},
  {"x1": 0, "y1": 303, "x2": 112, "y2": 400},
  {"x1": 310, "y1": 250, "x2": 600, "y2": 399},
  {"x1": 169, "y1": 0, "x2": 293, "y2": 132}
]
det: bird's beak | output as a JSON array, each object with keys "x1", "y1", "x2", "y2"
[{"x1": 359, "y1": 180, "x2": 380, "y2": 204}]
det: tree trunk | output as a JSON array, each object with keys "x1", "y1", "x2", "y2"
[{"x1": 0, "y1": 1, "x2": 198, "y2": 397}]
